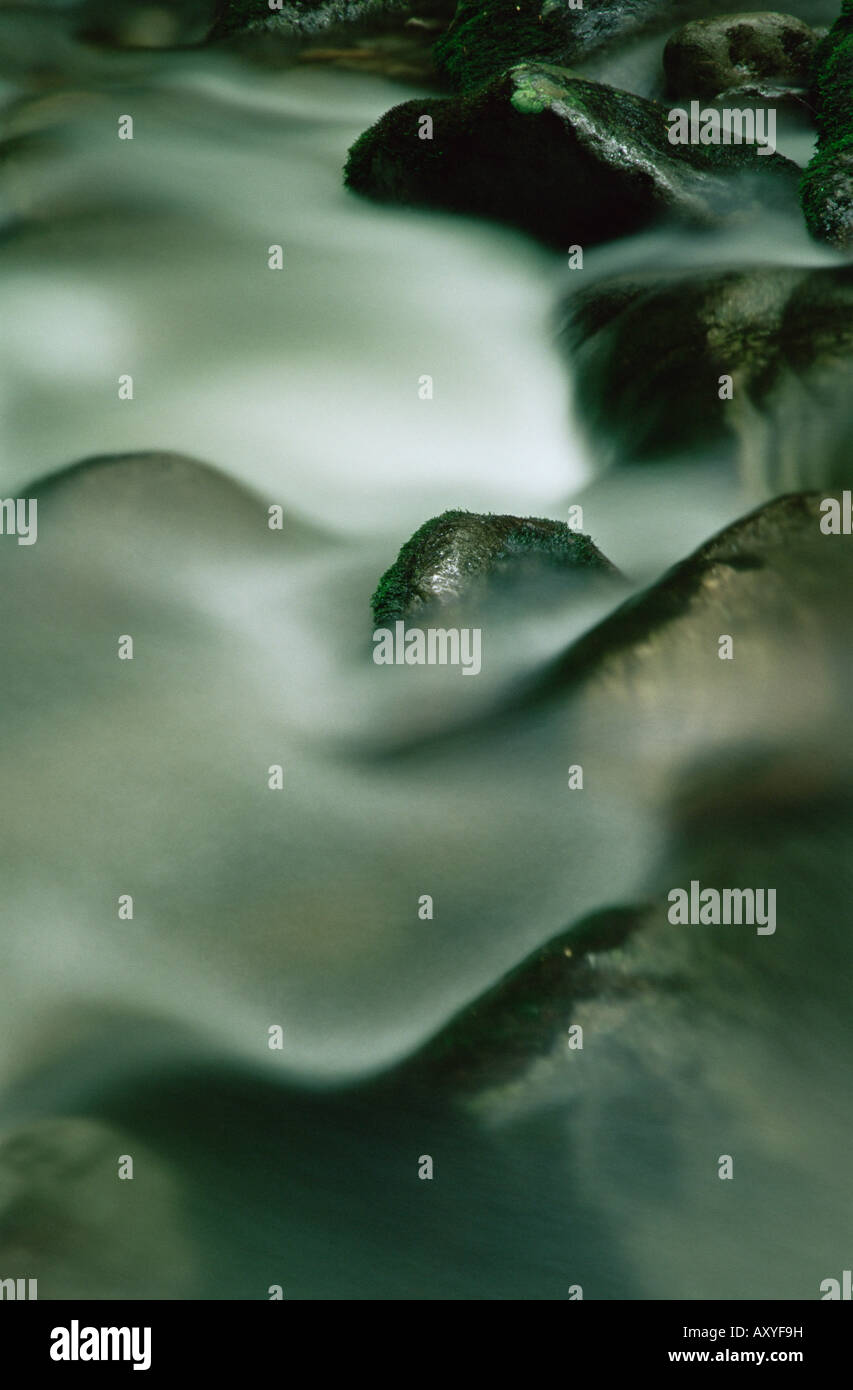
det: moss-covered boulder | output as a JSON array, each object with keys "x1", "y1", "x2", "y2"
[
  {"x1": 663, "y1": 13, "x2": 818, "y2": 100},
  {"x1": 371, "y1": 509, "x2": 618, "y2": 625},
  {"x1": 433, "y1": 0, "x2": 733, "y2": 93},
  {"x1": 559, "y1": 263, "x2": 853, "y2": 482},
  {"x1": 801, "y1": 0, "x2": 853, "y2": 246},
  {"x1": 345, "y1": 63, "x2": 799, "y2": 249}
]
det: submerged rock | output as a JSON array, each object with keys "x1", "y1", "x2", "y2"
[
  {"x1": 801, "y1": 0, "x2": 853, "y2": 246},
  {"x1": 663, "y1": 13, "x2": 818, "y2": 100},
  {"x1": 0, "y1": 1118, "x2": 196, "y2": 1298},
  {"x1": 389, "y1": 495, "x2": 853, "y2": 1104},
  {"x1": 397, "y1": 905, "x2": 648, "y2": 1095},
  {"x1": 559, "y1": 263, "x2": 853, "y2": 485},
  {"x1": 370, "y1": 509, "x2": 618, "y2": 625},
  {"x1": 345, "y1": 64, "x2": 798, "y2": 249},
  {"x1": 30, "y1": 449, "x2": 323, "y2": 554},
  {"x1": 540, "y1": 490, "x2": 853, "y2": 722}
]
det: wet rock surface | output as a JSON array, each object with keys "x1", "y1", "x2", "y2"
[
  {"x1": 663, "y1": 12, "x2": 819, "y2": 99},
  {"x1": 434, "y1": 0, "x2": 757, "y2": 92},
  {"x1": 801, "y1": 0, "x2": 853, "y2": 245},
  {"x1": 371, "y1": 508, "x2": 619, "y2": 624},
  {"x1": 345, "y1": 62, "x2": 799, "y2": 248},
  {"x1": 523, "y1": 490, "x2": 853, "y2": 839},
  {"x1": 558, "y1": 263, "x2": 853, "y2": 484}
]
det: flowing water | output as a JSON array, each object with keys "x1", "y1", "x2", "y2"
[{"x1": 0, "y1": 6, "x2": 850, "y2": 1299}]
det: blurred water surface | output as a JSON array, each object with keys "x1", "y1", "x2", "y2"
[{"x1": 0, "y1": 6, "x2": 851, "y2": 1299}]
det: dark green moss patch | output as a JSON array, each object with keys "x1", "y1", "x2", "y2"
[
  {"x1": 433, "y1": 0, "x2": 551, "y2": 91},
  {"x1": 800, "y1": 0, "x2": 853, "y2": 245},
  {"x1": 370, "y1": 508, "x2": 618, "y2": 626}
]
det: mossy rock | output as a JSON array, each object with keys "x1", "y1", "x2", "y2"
[
  {"x1": 345, "y1": 63, "x2": 799, "y2": 249},
  {"x1": 800, "y1": 0, "x2": 853, "y2": 245},
  {"x1": 559, "y1": 263, "x2": 853, "y2": 479},
  {"x1": 371, "y1": 509, "x2": 618, "y2": 625},
  {"x1": 663, "y1": 13, "x2": 819, "y2": 100},
  {"x1": 433, "y1": 0, "x2": 740, "y2": 94}
]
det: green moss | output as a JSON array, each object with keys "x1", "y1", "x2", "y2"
[
  {"x1": 370, "y1": 507, "x2": 616, "y2": 626},
  {"x1": 433, "y1": 0, "x2": 552, "y2": 91},
  {"x1": 212, "y1": 0, "x2": 279, "y2": 35},
  {"x1": 800, "y1": 3, "x2": 853, "y2": 243},
  {"x1": 345, "y1": 63, "x2": 797, "y2": 250},
  {"x1": 370, "y1": 510, "x2": 470, "y2": 625}
]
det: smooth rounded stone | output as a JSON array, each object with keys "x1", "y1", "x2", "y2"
[
  {"x1": 540, "y1": 490, "x2": 853, "y2": 735},
  {"x1": 434, "y1": 0, "x2": 758, "y2": 93},
  {"x1": 801, "y1": 0, "x2": 853, "y2": 246},
  {"x1": 663, "y1": 12, "x2": 819, "y2": 100},
  {"x1": 345, "y1": 63, "x2": 799, "y2": 250},
  {"x1": 558, "y1": 263, "x2": 853, "y2": 486},
  {"x1": 0, "y1": 1117, "x2": 196, "y2": 1297},
  {"x1": 28, "y1": 449, "x2": 325, "y2": 561},
  {"x1": 370, "y1": 508, "x2": 619, "y2": 625}
]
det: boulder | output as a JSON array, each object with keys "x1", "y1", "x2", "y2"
[
  {"x1": 801, "y1": 0, "x2": 853, "y2": 246},
  {"x1": 435, "y1": 0, "x2": 752, "y2": 94},
  {"x1": 345, "y1": 63, "x2": 799, "y2": 249},
  {"x1": 559, "y1": 263, "x2": 853, "y2": 485},
  {"x1": 371, "y1": 509, "x2": 618, "y2": 625},
  {"x1": 663, "y1": 12, "x2": 818, "y2": 100}
]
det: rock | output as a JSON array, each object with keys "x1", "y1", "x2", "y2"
[
  {"x1": 30, "y1": 449, "x2": 323, "y2": 553},
  {"x1": 539, "y1": 490, "x2": 853, "y2": 723},
  {"x1": 396, "y1": 905, "x2": 648, "y2": 1096},
  {"x1": 208, "y1": 0, "x2": 452, "y2": 78},
  {"x1": 434, "y1": 0, "x2": 750, "y2": 93},
  {"x1": 389, "y1": 494, "x2": 853, "y2": 1103},
  {"x1": 706, "y1": 80, "x2": 813, "y2": 113},
  {"x1": 0, "y1": 1118, "x2": 196, "y2": 1298},
  {"x1": 370, "y1": 509, "x2": 619, "y2": 625},
  {"x1": 663, "y1": 13, "x2": 818, "y2": 100},
  {"x1": 345, "y1": 63, "x2": 799, "y2": 250},
  {"x1": 558, "y1": 263, "x2": 853, "y2": 484},
  {"x1": 210, "y1": 0, "x2": 454, "y2": 42},
  {"x1": 801, "y1": 0, "x2": 853, "y2": 247}
]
